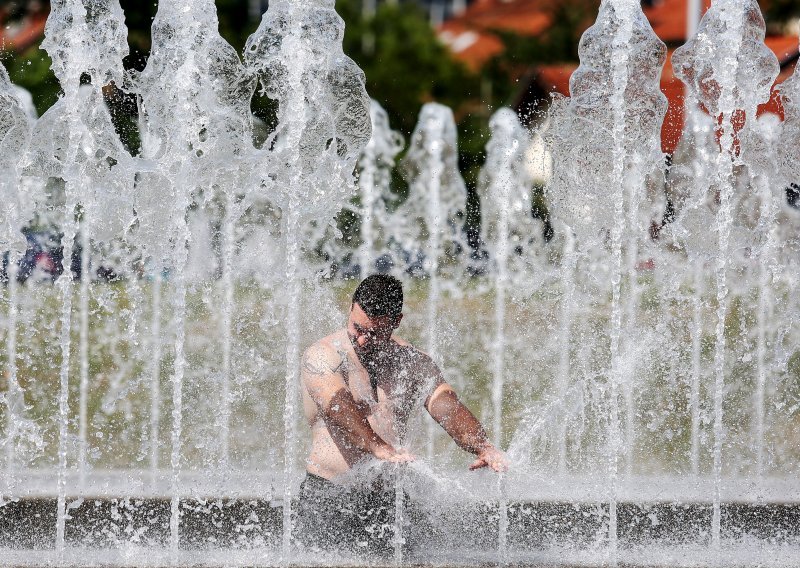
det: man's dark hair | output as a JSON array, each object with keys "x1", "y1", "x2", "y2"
[{"x1": 352, "y1": 274, "x2": 403, "y2": 318}]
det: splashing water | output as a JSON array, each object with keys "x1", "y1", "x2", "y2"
[
  {"x1": 0, "y1": 70, "x2": 43, "y2": 492},
  {"x1": 673, "y1": 0, "x2": 779, "y2": 549},
  {"x1": 245, "y1": 0, "x2": 370, "y2": 557},
  {"x1": 478, "y1": 108, "x2": 537, "y2": 445},
  {"x1": 0, "y1": 0, "x2": 799, "y2": 565},
  {"x1": 355, "y1": 100, "x2": 405, "y2": 276},
  {"x1": 547, "y1": 0, "x2": 667, "y2": 554},
  {"x1": 397, "y1": 103, "x2": 467, "y2": 458}
]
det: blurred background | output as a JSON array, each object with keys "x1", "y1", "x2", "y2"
[{"x1": 1, "y1": 0, "x2": 799, "y2": 250}]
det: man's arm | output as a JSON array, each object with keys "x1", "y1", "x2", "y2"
[
  {"x1": 426, "y1": 383, "x2": 508, "y2": 472},
  {"x1": 301, "y1": 345, "x2": 413, "y2": 463}
]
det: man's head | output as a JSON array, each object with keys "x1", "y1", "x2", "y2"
[{"x1": 348, "y1": 274, "x2": 403, "y2": 355}]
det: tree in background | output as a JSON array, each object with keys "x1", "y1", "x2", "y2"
[
  {"x1": 335, "y1": 0, "x2": 483, "y2": 246},
  {"x1": 476, "y1": 0, "x2": 600, "y2": 242},
  {"x1": 482, "y1": 0, "x2": 600, "y2": 114},
  {"x1": 2, "y1": 0, "x2": 483, "y2": 231},
  {"x1": 336, "y1": 0, "x2": 477, "y2": 136},
  {"x1": 763, "y1": 0, "x2": 800, "y2": 28},
  {"x1": 0, "y1": 1, "x2": 59, "y2": 115}
]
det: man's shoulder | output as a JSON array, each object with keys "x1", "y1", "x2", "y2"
[
  {"x1": 391, "y1": 339, "x2": 438, "y2": 372},
  {"x1": 389, "y1": 342, "x2": 442, "y2": 396},
  {"x1": 392, "y1": 335, "x2": 425, "y2": 356},
  {"x1": 302, "y1": 331, "x2": 348, "y2": 373}
]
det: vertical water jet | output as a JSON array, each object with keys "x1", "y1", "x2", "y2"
[
  {"x1": 35, "y1": 0, "x2": 131, "y2": 554},
  {"x1": 245, "y1": 0, "x2": 370, "y2": 557},
  {"x1": 77, "y1": 227, "x2": 90, "y2": 486},
  {"x1": 663, "y1": 104, "x2": 719, "y2": 476},
  {"x1": 478, "y1": 108, "x2": 533, "y2": 445},
  {"x1": 0, "y1": 66, "x2": 35, "y2": 480},
  {"x1": 673, "y1": 0, "x2": 779, "y2": 547},
  {"x1": 555, "y1": 231, "x2": 576, "y2": 473},
  {"x1": 398, "y1": 103, "x2": 467, "y2": 457},
  {"x1": 137, "y1": 0, "x2": 253, "y2": 550},
  {"x1": 742, "y1": 114, "x2": 782, "y2": 481},
  {"x1": 148, "y1": 274, "x2": 163, "y2": 482},
  {"x1": 218, "y1": 200, "x2": 235, "y2": 469},
  {"x1": 357, "y1": 101, "x2": 404, "y2": 276},
  {"x1": 547, "y1": 0, "x2": 667, "y2": 555}
]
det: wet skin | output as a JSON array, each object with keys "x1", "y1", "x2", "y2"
[{"x1": 300, "y1": 302, "x2": 508, "y2": 481}]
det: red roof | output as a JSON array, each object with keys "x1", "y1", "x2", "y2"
[
  {"x1": 534, "y1": 52, "x2": 797, "y2": 154},
  {"x1": 644, "y1": 0, "x2": 713, "y2": 42},
  {"x1": 440, "y1": 0, "x2": 800, "y2": 154},
  {"x1": 0, "y1": 5, "x2": 49, "y2": 54},
  {"x1": 439, "y1": 0, "x2": 563, "y2": 70},
  {"x1": 438, "y1": 0, "x2": 718, "y2": 68}
]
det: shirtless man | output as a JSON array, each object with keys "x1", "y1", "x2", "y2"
[{"x1": 296, "y1": 274, "x2": 506, "y2": 554}]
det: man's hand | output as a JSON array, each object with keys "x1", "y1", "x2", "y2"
[
  {"x1": 426, "y1": 385, "x2": 508, "y2": 473},
  {"x1": 373, "y1": 443, "x2": 416, "y2": 464},
  {"x1": 469, "y1": 445, "x2": 508, "y2": 472}
]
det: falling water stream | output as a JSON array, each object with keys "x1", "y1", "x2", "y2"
[
  {"x1": 148, "y1": 274, "x2": 163, "y2": 480},
  {"x1": 399, "y1": 103, "x2": 467, "y2": 459},
  {"x1": 673, "y1": 0, "x2": 780, "y2": 547},
  {"x1": 555, "y1": 232, "x2": 576, "y2": 474},
  {"x1": 356, "y1": 101, "x2": 404, "y2": 276},
  {"x1": 481, "y1": 109, "x2": 528, "y2": 446},
  {"x1": 747, "y1": 114, "x2": 782, "y2": 481},
  {"x1": 548, "y1": 0, "x2": 668, "y2": 556},
  {"x1": 690, "y1": 264, "x2": 704, "y2": 475},
  {"x1": 479, "y1": 109, "x2": 533, "y2": 566},
  {"x1": 0, "y1": 0, "x2": 799, "y2": 566},
  {"x1": 3, "y1": 255, "x2": 21, "y2": 472},
  {"x1": 245, "y1": 2, "x2": 371, "y2": 557},
  {"x1": 0, "y1": 71, "x2": 30, "y2": 478},
  {"x1": 247, "y1": 9, "x2": 313, "y2": 558},
  {"x1": 167, "y1": 214, "x2": 188, "y2": 554},
  {"x1": 218, "y1": 196, "x2": 236, "y2": 470},
  {"x1": 358, "y1": 152, "x2": 378, "y2": 277},
  {"x1": 606, "y1": 2, "x2": 635, "y2": 551},
  {"x1": 77, "y1": 227, "x2": 90, "y2": 486}
]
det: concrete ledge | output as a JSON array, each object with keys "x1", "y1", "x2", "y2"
[{"x1": 2, "y1": 498, "x2": 799, "y2": 550}]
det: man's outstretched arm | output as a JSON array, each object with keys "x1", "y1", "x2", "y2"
[
  {"x1": 426, "y1": 384, "x2": 508, "y2": 472},
  {"x1": 302, "y1": 346, "x2": 413, "y2": 463}
]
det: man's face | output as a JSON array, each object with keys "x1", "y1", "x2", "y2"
[{"x1": 347, "y1": 302, "x2": 400, "y2": 357}]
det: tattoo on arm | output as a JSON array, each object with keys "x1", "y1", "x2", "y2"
[{"x1": 302, "y1": 350, "x2": 343, "y2": 376}]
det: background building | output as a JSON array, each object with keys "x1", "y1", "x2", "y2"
[{"x1": 438, "y1": 0, "x2": 800, "y2": 154}]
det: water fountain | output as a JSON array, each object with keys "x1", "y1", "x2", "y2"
[
  {"x1": 672, "y1": 0, "x2": 780, "y2": 548},
  {"x1": 478, "y1": 108, "x2": 542, "y2": 445},
  {"x1": 0, "y1": 63, "x2": 42, "y2": 491},
  {"x1": 662, "y1": 105, "x2": 717, "y2": 476},
  {"x1": 395, "y1": 102, "x2": 468, "y2": 457},
  {"x1": 545, "y1": 0, "x2": 669, "y2": 556},
  {"x1": 354, "y1": 100, "x2": 405, "y2": 276},
  {"x1": 0, "y1": 0, "x2": 799, "y2": 565}
]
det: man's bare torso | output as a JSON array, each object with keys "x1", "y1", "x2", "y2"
[{"x1": 301, "y1": 329, "x2": 441, "y2": 480}]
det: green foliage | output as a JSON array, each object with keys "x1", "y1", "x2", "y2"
[
  {"x1": 0, "y1": 47, "x2": 60, "y2": 116},
  {"x1": 0, "y1": 0, "x2": 554, "y2": 241},
  {"x1": 482, "y1": 0, "x2": 600, "y2": 109},
  {"x1": 468, "y1": 1, "x2": 600, "y2": 243},
  {"x1": 335, "y1": 0, "x2": 485, "y2": 240},
  {"x1": 337, "y1": 0, "x2": 478, "y2": 137}
]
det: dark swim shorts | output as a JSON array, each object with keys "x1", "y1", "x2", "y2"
[{"x1": 294, "y1": 472, "x2": 403, "y2": 557}]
